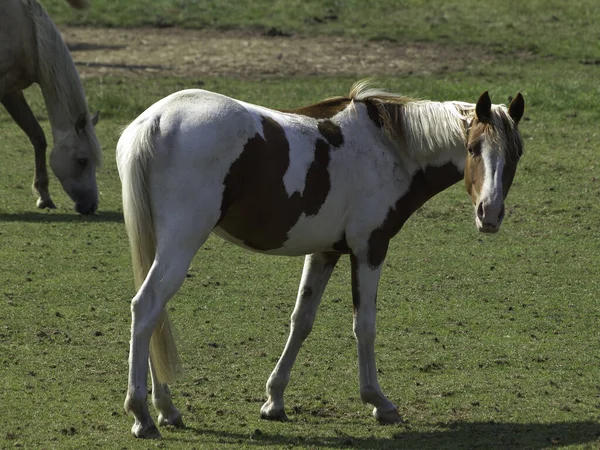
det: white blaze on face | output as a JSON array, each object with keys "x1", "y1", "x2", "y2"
[{"x1": 476, "y1": 144, "x2": 505, "y2": 232}]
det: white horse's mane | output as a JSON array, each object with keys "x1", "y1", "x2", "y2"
[
  {"x1": 26, "y1": 0, "x2": 101, "y2": 162},
  {"x1": 349, "y1": 79, "x2": 475, "y2": 156}
]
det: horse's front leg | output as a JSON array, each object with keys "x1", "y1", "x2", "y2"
[
  {"x1": 350, "y1": 252, "x2": 403, "y2": 424},
  {"x1": 261, "y1": 251, "x2": 340, "y2": 421},
  {"x1": 1, "y1": 91, "x2": 55, "y2": 209}
]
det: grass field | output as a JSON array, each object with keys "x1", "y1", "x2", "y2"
[{"x1": 1, "y1": 0, "x2": 599, "y2": 448}]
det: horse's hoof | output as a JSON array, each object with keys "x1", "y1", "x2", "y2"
[
  {"x1": 373, "y1": 406, "x2": 403, "y2": 425},
  {"x1": 37, "y1": 198, "x2": 56, "y2": 209},
  {"x1": 158, "y1": 412, "x2": 185, "y2": 428},
  {"x1": 260, "y1": 402, "x2": 289, "y2": 421},
  {"x1": 131, "y1": 423, "x2": 161, "y2": 439}
]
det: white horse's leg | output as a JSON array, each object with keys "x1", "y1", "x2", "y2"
[
  {"x1": 149, "y1": 357, "x2": 184, "y2": 428},
  {"x1": 261, "y1": 251, "x2": 340, "y2": 421},
  {"x1": 350, "y1": 252, "x2": 403, "y2": 424},
  {"x1": 125, "y1": 251, "x2": 193, "y2": 438},
  {"x1": 1, "y1": 91, "x2": 54, "y2": 209}
]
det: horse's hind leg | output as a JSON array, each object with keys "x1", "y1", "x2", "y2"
[
  {"x1": 126, "y1": 203, "x2": 217, "y2": 438},
  {"x1": 1, "y1": 91, "x2": 54, "y2": 209},
  {"x1": 126, "y1": 244, "x2": 206, "y2": 438},
  {"x1": 150, "y1": 357, "x2": 184, "y2": 428},
  {"x1": 261, "y1": 251, "x2": 340, "y2": 421}
]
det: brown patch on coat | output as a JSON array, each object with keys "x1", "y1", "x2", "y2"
[
  {"x1": 464, "y1": 134, "x2": 485, "y2": 204},
  {"x1": 499, "y1": 114, "x2": 523, "y2": 198},
  {"x1": 282, "y1": 97, "x2": 351, "y2": 120},
  {"x1": 364, "y1": 100, "x2": 385, "y2": 128},
  {"x1": 332, "y1": 235, "x2": 350, "y2": 253},
  {"x1": 302, "y1": 139, "x2": 331, "y2": 216},
  {"x1": 219, "y1": 116, "x2": 333, "y2": 251},
  {"x1": 317, "y1": 120, "x2": 344, "y2": 147},
  {"x1": 367, "y1": 162, "x2": 463, "y2": 268},
  {"x1": 502, "y1": 157, "x2": 518, "y2": 199}
]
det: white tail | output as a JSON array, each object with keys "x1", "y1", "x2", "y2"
[{"x1": 118, "y1": 117, "x2": 181, "y2": 384}]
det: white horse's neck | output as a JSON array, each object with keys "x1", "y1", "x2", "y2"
[{"x1": 29, "y1": 0, "x2": 88, "y2": 141}]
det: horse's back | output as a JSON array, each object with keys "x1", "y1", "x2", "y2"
[
  {"x1": 0, "y1": 0, "x2": 38, "y2": 94},
  {"x1": 119, "y1": 88, "x2": 257, "y2": 167},
  {"x1": 119, "y1": 89, "x2": 356, "y2": 256}
]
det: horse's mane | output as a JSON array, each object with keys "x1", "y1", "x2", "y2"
[
  {"x1": 348, "y1": 80, "x2": 522, "y2": 160},
  {"x1": 26, "y1": 0, "x2": 101, "y2": 162},
  {"x1": 349, "y1": 79, "x2": 474, "y2": 156}
]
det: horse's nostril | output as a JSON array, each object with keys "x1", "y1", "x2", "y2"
[
  {"x1": 75, "y1": 202, "x2": 97, "y2": 215},
  {"x1": 499, "y1": 205, "x2": 505, "y2": 222},
  {"x1": 477, "y1": 202, "x2": 484, "y2": 220}
]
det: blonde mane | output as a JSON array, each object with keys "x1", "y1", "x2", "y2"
[
  {"x1": 27, "y1": 0, "x2": 102, "y2": 163},
  {"x1": 349, "y1": 80, "x2": 474, "y2": 156}
]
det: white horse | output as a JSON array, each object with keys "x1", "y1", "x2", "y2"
[
  {"x1": 117, "y1": 81, "x2": 525, "y2": 438},
  {"x1": 0, "y1": 0, "x2": 101, "y2": 214}
]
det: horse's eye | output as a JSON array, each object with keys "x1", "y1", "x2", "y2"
[
  {"x1": 468, "y1": 142, "x2": 482, "y2": 157},
  {"x1": 77, "y1": 157, "x2": 89, "y2": 168}
]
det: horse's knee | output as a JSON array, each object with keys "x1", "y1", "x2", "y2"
[
  {"x1": 290, "y1": 300, "x2": 318, "y2": 340},
  {"x1": 353, "y1": 324, "x2": 376, "y2": 345}
]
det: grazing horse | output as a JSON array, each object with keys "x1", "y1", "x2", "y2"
[
  {"x1": 0, "y1": 0, "x2": 101, "y2": 214},
  {"x1": 117, "y1": 81, "x2": 525, "y2": 438}
]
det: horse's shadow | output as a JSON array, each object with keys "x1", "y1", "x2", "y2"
[
  {"x1": 0, "y1": 211, "x2": 124, "y2": 223},
  {"x1": 171, "y1": 421, "x2": 600, "y2": 449}
]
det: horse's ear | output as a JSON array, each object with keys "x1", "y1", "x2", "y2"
[
  {"x1": 508, "y1": 93, "x2": 524, "y2": 124},
  {"x1": 475, "y1": 91, "x2": 492, "y2": 123},
  {"x1": 75, "y1": 113, "x2": 87, "y2": 131},
  {"x1": 92, "y1": 110, "x2": 100, "y2": 126}
]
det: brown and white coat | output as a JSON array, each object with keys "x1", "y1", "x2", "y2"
[{"x1": 117, "y1": 82, "x2": 524, "y2": 438}]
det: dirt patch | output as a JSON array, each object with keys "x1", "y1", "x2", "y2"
[{"x1": 61, "y1": 26, "x2": 493, "y2": 80}]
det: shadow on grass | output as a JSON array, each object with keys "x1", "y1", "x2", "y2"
[
  {"x1": 0, "y1": 211, "x2": 124, "y2": 223},
  {"x1": 173, "y1": 421, "x2": 600, "y2": 449}
]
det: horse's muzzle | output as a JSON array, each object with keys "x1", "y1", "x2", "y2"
[
  {"x1": 74, "y1": 192, "x2": 98, "y2": 215},
  {"x1": 475, "y1": 201, "x2": 504, "y2": 233},
  {"x1": 477, "y1": 223, "x2": 500, "y2": 233},
  {"x1": 75, "y1": 201, "x2": 97, "y2": 215}
]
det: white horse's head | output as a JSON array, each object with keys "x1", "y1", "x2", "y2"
[
  {"x1": 465, "y1": 92, "x2": 524, "y2": 233},
  {"x1": 49, "y1": 111, "x2": 101, "y2": 215}
]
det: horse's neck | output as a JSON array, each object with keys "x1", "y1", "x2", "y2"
[
  {"x1": 399, "y1": 101, "x2": 471, "y2": 176},
  {"x1": 413, "y1": 140, "x2": 467, "y2": 175},
  {"x1": 31, "y1": 0, "x2": 87, "y2": 140}
]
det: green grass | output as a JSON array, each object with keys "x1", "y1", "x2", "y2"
[
  {"x1": 1, "y1": 0, "x2": 600, "y2": 448},
  {"x1": 45, "y1": 0, "x2": 600, "y2": 60}
]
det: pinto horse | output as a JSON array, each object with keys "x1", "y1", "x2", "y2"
[
  {"x1": 0, "y1": 0, "x2": 101, "y2": 214},
  {"x1": 117, "y1": 81, "x2": 525, "y2": 438}
]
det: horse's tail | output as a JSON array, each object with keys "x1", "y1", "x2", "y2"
[
  {"x1": 65, "y1": 0, "x2": 90, "y2": 9},
  {"x1": 117, "y1": 116, "x2": 181, "y2": 385}
]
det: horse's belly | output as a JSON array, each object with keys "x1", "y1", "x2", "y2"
[{"x1": 214, "y1": 203, "x2": 346, "y2": 256}]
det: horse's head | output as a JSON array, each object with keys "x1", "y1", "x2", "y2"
[
  {"x1": 464, "y1": 92, "x2": 524, "y2": 233},
  {"x1": 50, "y1": 111, "x2": 101, "y2": 215}
]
